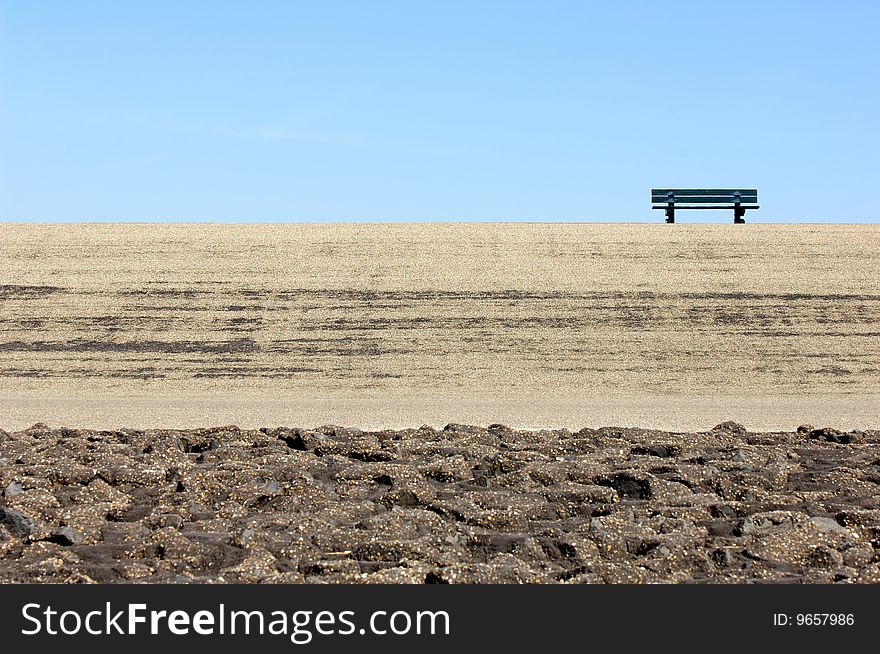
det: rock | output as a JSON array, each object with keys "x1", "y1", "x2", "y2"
[
  {"x1": 48, "y1": 526, "x2": 82, "y2": 545},
  {"x1": 273, "y1": 428, "x2": 307, "y2": 450},
  {"x1": 842, "y1": 544, "x2": 874, "y2": 568},
  {"x1": 807, "y1": 427, "x2": 852, "y2": 443},
  {"x1": 598, "y1": 472, "x2": 653, "y2": 499},
  {"x1": 177, "y1": 435, "x2": 220, "y2": 454},
  {"x1": 395, "y1": 490, "x2": 421, "y2": 508},
  {"x1": 316, "y1": 424, "x2": 353, "y2": 437},
  {"x1": 738, "y1": 514, "x2": 794, "y2": 536},
  {"x1": 711, "y1": 548, "x2": 735, "y2": 567},
  {"x1": 810, "y1": 516, "x2": 846, "y2": 533},
  {"x1": 796, "y1": 424, "x2": 815, "y2": 434},
  {"x1": 648, "y1": 445, "x2": 670, "y2": 457},
  {"x1": 632, "y1": 445, "x2": 671, "y2": 457},
  {"x1": 704, "y1": 519, "x2": 738, "y2": 537},
  {"x1": 808, "y1": 546, "x2": 843, "y2": 569},
  {"x1": 712, "y1": 421, "x2": 747, "y2": 435},
  {"x1": 425, "y1": 570, "x2": 448, "y2": 584},
  {"x1": 710, "y1": 504, "x2": 738, "y2": 519},
  {"x1": 0, "y1": 506, "x2": 36, "y2": 537},
  {"x1": 442, "y1": 424, "x2": 479, "y2": 434},
  {"x1": 1, "y1": 421, "x2": 879, "y2": 584},
  {"x1": 3, "y1": 481, "x2": 23, "y2": 498},
  {"x1": 161, "y1": 514, "x2": 183, "y2": 529},
  {"x1": 589, "y1": 518, "x2": 608, "y2": 539}
]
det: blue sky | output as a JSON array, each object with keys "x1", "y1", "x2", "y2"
[{"x1": 1, "y1": 1, "x2": 878, "y2": 222}]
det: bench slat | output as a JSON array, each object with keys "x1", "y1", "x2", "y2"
[
  {"x1": 652, "y1": 205, "x2": 759, "y2": 209},
  {"x1": 652, "y1": 189, "x2": 757, "y2": 196},
  {"x1": 652, "y1": 196, "x2": 757, "y2": 204}
]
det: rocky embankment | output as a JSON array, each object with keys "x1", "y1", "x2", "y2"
[{"x1": 1, "y1": 421, "x2": 879, "y2": 583}]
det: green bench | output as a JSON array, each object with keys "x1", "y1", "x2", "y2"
[{"x1": 651, "y1": 189, "x2": 759, "y2": 223}]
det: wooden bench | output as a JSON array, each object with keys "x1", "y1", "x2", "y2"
[{"x1": 651, "y1": 189, "x2": 758, "y2": 223}]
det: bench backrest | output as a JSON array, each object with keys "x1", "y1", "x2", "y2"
[{"x1": 651, "y1": 189, "x2": 758, "y2": 204}]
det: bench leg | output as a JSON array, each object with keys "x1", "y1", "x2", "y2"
[
  {"x1": 734, "y1": 206, "x2": 745, "y2": 223},
  {"x1": 665, "y1": 205, "x2": 674, "y2": 223}
]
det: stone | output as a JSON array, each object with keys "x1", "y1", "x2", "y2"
[
  {"x1": 711, "y1": 547, "x2": 735, "y2": 568},
  {"x1": 632, "y1": 444, "x2": 671, "y2": 457},
  {"x1": 48, "y1": 526, "x2": 82, "y2": 546},
  {"x1": 807, "y1": 427, "x2": 851, "y2": 443},
  {"x1": 704, "y1": 519, "x2": 738, "y2": 537},
  {"x1": 808, "y1": 546, "x2": 843, "y2": 569},
  {"x1": 442, "y1": 424, "x2": 479, "y2": 434},
  {"x1": 161, "y1": 514, "x2": 183, "y2": 529},
  {"x1": 598, "y1": 472, "x2": 653, "y2": 499},
  {"x1": 589, "y1": 517, "x2": 608, "y2": 539},
  {"x1": 0, "y1": 506, "x2": 36, "y2": 537},
  {"x1": 810, "y1": 516, "x2": 846, "y2": 533},
  {"x1": 277, "y1": 429, "x2": 307, "y2": 450},
  {"x1": 710, "y1": 504, "x2": 738, "y2": 519},
  {"x1": 738, "y1": 514, "x2": 794, "y2": 536},
  {"x1": 712, "y1": 421, "x2": 747, "y2": 435},
  {"x1": 396, "y1": 490, "x2": 421, "y2": 508},
  {"x1": 3, "y1": 481, "x2": 23, "y2": 498}
]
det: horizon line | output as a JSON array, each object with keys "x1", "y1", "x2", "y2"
[{"x1": 2, "y1": 220, "x2": 878, "y2": 226}]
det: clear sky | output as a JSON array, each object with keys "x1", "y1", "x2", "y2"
[{"x1": 1, "y1": 0, "x2": 878, "y2": 222}]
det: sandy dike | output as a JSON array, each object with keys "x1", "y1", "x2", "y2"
[{"x1": 1, "y1": 222, "x2": 878, "y2": 430}]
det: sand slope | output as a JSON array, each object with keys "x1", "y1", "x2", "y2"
[{"x1": 1, "y1": 223, "x2": 878, "y2": 430}]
